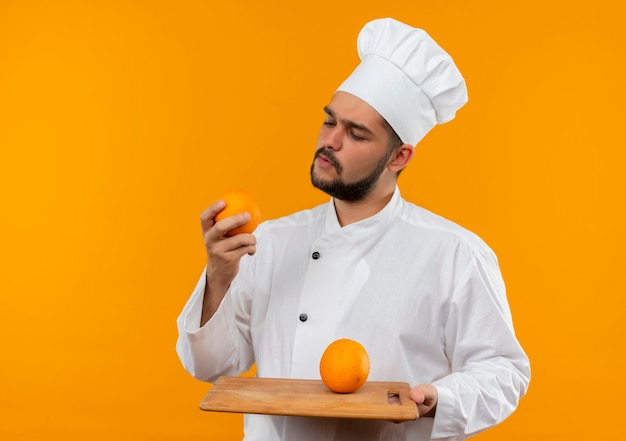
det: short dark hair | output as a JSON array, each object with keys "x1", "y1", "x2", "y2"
[
  {"x1": 382, "y1": 117, "x2": 403, "y2": 152},
  {"x1": 381, "y1": 117, "x2": 406, "y2": 176}
]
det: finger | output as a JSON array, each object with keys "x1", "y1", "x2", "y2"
[
  {"x1": 211, "y1": 212, "x2": 251, "y2": 238},
  {"x1": 209, "y1": 230, "x2": 257, "y2": 257},
  {"x1": 409, "y1": 384, "x2": 437, "y2": 418},
  {"x1": 408, "y1": 387, "x2": 425, "y2": 405},
  {"x1": 225, "y1": 243, "x2": 257, "y2": 259},
  {"x1": 222, "y1": 230, "x2": 257, "y2": 251},
  {"x1": 200, "y1": 200, "x2": 227, "y2": 231},
  {"x1": 416, "y1": 402, "x2": 436, "y2": 418},
  {"x1": 210, "y1": 239, "x2": 257, "y2": 268}
]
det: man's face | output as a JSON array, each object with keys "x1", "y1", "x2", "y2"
[{"x1": 310, "y1": 92, "x2": 395, "y2": 202}]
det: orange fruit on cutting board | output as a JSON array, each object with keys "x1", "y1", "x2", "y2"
[
  {"x1": 214, "y1": 190, "x2": 261, "y2": 236},
  {"x1": 319, "y1": 338, "x2": 370, "y2": 393}
]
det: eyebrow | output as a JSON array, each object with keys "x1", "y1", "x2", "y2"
[{"x1": 324, "y1": 105, "x2": 375, "y2": 135}]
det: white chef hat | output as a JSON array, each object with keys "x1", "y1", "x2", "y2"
[{"x1": 336, "y1": 17, "x2": 468, "y2": 146}]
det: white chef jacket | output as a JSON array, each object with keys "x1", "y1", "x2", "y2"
[{"x1": 176, "y1": 187, "x2": 530, "y2": 441}]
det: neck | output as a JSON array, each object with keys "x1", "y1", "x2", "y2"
[{"x1": 333, "y1": 184, "x2": 396, "y2": 227}]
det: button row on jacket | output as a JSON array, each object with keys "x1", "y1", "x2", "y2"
[
  {"x1": 312, "y1": 251, "x2": 320, "y2": 260},
  {"x1": 299, "y1": 313, "x2": 308, "y2": 322}
]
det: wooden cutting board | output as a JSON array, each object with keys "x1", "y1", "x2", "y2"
[{"x1": 199, "y1": 376, "x2": 418, "y2": 421}]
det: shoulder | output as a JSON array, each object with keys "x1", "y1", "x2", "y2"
[
  {"x1": 254, "y1": 202, "x2": 328, "y2": 236},
  {"x1": 397, "y1": 198, "x2": 496, "y2": 257}
]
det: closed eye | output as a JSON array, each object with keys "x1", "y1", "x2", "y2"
[
  {"x1": 323, "y1": 105, "x2": 372, "y2": 142},
  {"x1": 350, "y1": 131, "x2": 366, "y2": 141}
]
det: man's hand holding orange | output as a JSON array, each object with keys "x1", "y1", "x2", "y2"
[{"x1": 199, "y1": 190, "x2": 261, "y2": 325}]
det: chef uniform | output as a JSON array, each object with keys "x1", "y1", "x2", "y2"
[{"x1": 177, "y1": 18, "x2": 530, "y2": 441}]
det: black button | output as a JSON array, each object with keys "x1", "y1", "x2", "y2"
[
  {"x1": 312, "y1": 251, "x2": 320, "y2": 260},
  {"x1": 299, "y1": 313, "x2": 308, "y2": 322}
]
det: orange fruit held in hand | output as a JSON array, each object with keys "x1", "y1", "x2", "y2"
[
  {"x1": 214, "y1": 190, "x2": 261, "y2": 237},
  {"x1": 319, "y1": 338, "x2": 370, "y2": 393}
]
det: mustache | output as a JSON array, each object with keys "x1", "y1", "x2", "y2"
[{"x1": 314, "y1": 148, "x2": 343, "y2": 174}]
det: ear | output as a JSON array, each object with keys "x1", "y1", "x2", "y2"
[{"x1": 388, "y1": 144, "x2": 415, "y2": 173}]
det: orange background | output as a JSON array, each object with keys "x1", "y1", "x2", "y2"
[{"x1": 1, "y1": 1, "x2": 624, "y2": 440}]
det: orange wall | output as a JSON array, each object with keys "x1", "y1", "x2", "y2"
[{"x1": 1, "y1": 1, "x2": 624, "y2": 439}]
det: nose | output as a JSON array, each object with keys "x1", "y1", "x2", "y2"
[{"x1": 318, "y1": 124, "x2": 342, "y2": 151}]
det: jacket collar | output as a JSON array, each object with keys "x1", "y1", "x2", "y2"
[{"x1": 320, "y1": 186, "x2": 403, "y2": 243}]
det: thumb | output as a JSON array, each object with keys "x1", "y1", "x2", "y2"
[{"x1": 408, "y1": 386, "x2": 425, "y2": 405}]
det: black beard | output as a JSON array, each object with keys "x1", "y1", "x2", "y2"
[{"x1": 310, "y1": 148, "x2": 391, "y2": 202}]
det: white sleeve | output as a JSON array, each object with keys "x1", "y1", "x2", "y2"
[
  {"x1": 175, "y1": 268, "x2": 254, "y2": 382},
  {"x1": 430, "y1": 247, "x2": 531, "y2": 440}
]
